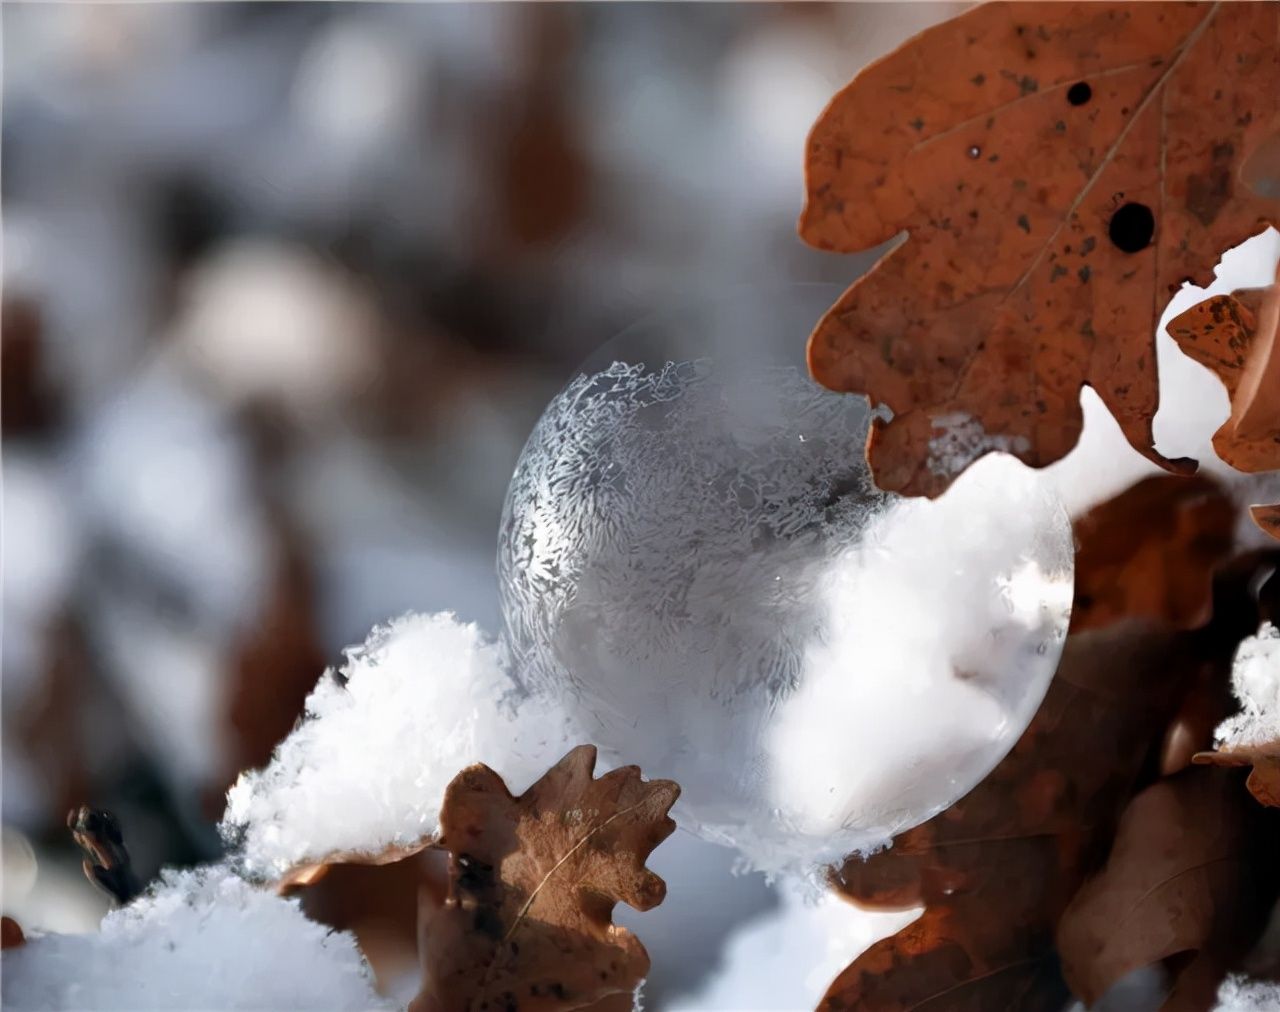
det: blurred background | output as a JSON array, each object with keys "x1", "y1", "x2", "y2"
[{"x1": 2, "y1": 4, "x2": 955, "y2": 1005}]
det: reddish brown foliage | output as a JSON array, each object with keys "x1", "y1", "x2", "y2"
[
  {"x1": 412, "y1": 745, "x2": 678, "y2": 1012},
  {"x1": 1057, "y1": 767, "x2": 1280, "y2": 1009},
  {"x1": 819, "y1": 477, "x2": 1243, "y2": 1011},
  {"x1": 1070, "y1": 475, "x2": 1233, "y2": 633},
  {"x1": 800, "y1": 1, "x2": 1280, "y2": 497},
  {"x1": 1169, "y1": 260, "x2": 1280, "y2": 541},
  {"x1": 1, "y1": 917, "x2": 24, "y2": 950},
  {"x1": 1195, "y1": 747, "x2": 1280, "y2": 811}
]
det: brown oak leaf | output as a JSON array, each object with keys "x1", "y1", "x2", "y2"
[
  {"x1": 1, "y1": 917, "x2": 24, "y2": 950},
  {"x1": 1070, "y1": 475, "x2": 1233, "y2": 633},
  {"x1": 800, "y1": 1, "x2": 1280, "y2": 497},
  {"x1": 1192, "y1": 569, "x2": 1280, "y2": 809},
  {"x1": 1253, "y1": 503, "x2": 1280, "y2": 541},
  {"x1": 1195, "y1": 746, "x2": 1280, "y2": 810},
  {"x1": 819, "y1": 477, "x2": 1241, "y2": 1012},
  {"x1": 1169, "y1": 259, "x2": 1280, "y2": 542},
  {"x1": 1056, "y1": 767, "x2": 1280, "y2": 1010},
  {"x1": 822, "y1": 623, "x2": 1205, "y2": 1012},
  {"x1": 412, "y1": 745, "x2": 678, "y2": 1012},
  {"x1": 287, "y1": 841, "x2": 446, "y2": 996}
]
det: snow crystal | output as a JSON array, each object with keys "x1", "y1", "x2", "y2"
[
  {"x1": 1214, "y1": 974, "x2": 1280, "y2": 1012},
  {"x1": 1216, "y1": 622, "x2": 1280, "y2": 750},
  {"x1": 927, "y1": 411, "x2": 1031, "y2": 479},
  {"x1": 222, "y1": 611, "x2": 571, "y2": 877},
  {"x1": 0, "y1": 866, "x2": 389, "y2": 1011}
]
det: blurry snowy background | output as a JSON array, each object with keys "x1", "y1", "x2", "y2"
[{"x1": 2, "y1": 4, "x2": 957, "y2": 1007}]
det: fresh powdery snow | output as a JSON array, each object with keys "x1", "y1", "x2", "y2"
[
  {"x1": 0, "y1": 867, "x2": 389, "y2": 1011},
  {"x1": 222, "y1": 611, "x2": 571, "y2": 877},
  {"x1": 1214, "y1": 974, "x2": 1280, "y2": 1012},
  {"x1": 1216, "y1": 622, "x2": 1280, "y2": 750}
]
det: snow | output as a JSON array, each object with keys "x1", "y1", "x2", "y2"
[
  {"x1": 1216, "y1": 622, "x2": 1280, "y2": 750},
  {"x1": 673, "y1": 881, "x2": 921, "y2": 1010},
  {"x1": 927, "y1": 411, "x2": 1031, "y2": 479},
  {"x1": 222, "y1": 611, "x2": 571, "y2": 878},
  {"x1": 169, "y1": 240, "x2": 378, "y2": 419},
  {"x1": 0, "y1": 866, "x2": 390, "y2": 1011},
  {"x1": 1214, "y1": 974, "x2": 1280, "y2": 1012},
  {"x1": 767, "y1": 451, "x2": 1073, "y2": 868}
]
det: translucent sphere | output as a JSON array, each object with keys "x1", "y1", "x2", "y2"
[{"x1": 498, "y1": 287, "x2": 1073, "y2": 872}]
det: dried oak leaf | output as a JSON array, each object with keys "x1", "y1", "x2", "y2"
[
  {"x1": 287, "y1": 841, "x2": 446, "y2": 996},
  {"x1": 412, "y1": 745, "x2": 678, "y2": 1012},
  {"x1": 1056, "y1": 767, "x2": 1280, "y2": 1010},
  {"x1": 1195, "y1": 746, "x2": 1280, "y2": 809},
  {"x1": 820, "y1": 478, "x2": 1240, "y2": 1012},
  {"x1": 1191, "y1": 567, "x2": 1280, "y2": 809},
  {"x1": 1070, "y1": 475, "x2": 1234, "y2": 633},
  {"x1": 1253, "y1": 503, "x2": 1280, "y2": 540},
  {"x1": 1, "y1": 917, "x2": 24, "y2": 950},
  {"x1": 822, "y1": 623, "x2": 1203, "y2": 1012},
  {"x1": 801, "y1": 1, "x2": 1280, "y2": 497},
  {"x1": 1169, "y1": 260, "x2": 1280, "y2": 541}
]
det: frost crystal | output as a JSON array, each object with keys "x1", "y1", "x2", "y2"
[
  {"x1": 1214, "y1": 974, "x2": 1280, "y2": 1012},
  {"x1": 1215, "y1": 622, "x2": 1280, "y2": 749},
  {"x1": 0, "y1": 867, "x2": 388, "y2": 1011},
  {"x1": 222, "y1": 611, "x2": 570, "y2": 877},
  {"x1": 499, "y1": 359, "x2": 1072, "y2": 872},
  {"x1": 927, "y1": 411, "x2": 1032, "y2": 478}
]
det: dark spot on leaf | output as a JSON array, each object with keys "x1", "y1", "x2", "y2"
[
  {"x1": 1050, "y1": 264, "x2": 1068, "y2": 282},
  {"x1": 910, "y1": 117, "x2": 925, "y2": 131},
  {"x1": 971, "y1": 73, "x2": 986, "y2": 86},
  {"x1": 1078, "y1": 266, "x2": 1091, "y2": 283},
  {"x1": 1108, "y1": 202, "x2": 1155, "y2": 253},
  {"x1": 1066, "y1": 82, "x2": 1092, "y2": 106},
  {"x1": 1017, "y1": 214, "x2": 1031, "y2": 233}
]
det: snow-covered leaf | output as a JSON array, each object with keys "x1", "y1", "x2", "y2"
[
  {"x1": 1195, "y1": 622, "x2": 1280, "y2": 808},
  {"x1": 221, "y1": 612, "x2": 571, "y2": 878}
]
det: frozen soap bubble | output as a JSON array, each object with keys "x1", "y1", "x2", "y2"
[{"x1": 498, "y1": 286, "x2": 1073, "y2": 874}]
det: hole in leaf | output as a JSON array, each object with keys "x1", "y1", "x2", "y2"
[
  {"x1": 1066, "y1": 82, "x2": 1092, "y2": 106},
  {"x1": 967, "y1": 145, "x2": 981, "y2": 159},
  {"x1": 1108, "y1": 202, "x2": 1155, "y2": 253}
]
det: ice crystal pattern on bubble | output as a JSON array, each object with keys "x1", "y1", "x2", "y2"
[{"x1": 498, "y1": 360, "x2": 884, "y2": 832}]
